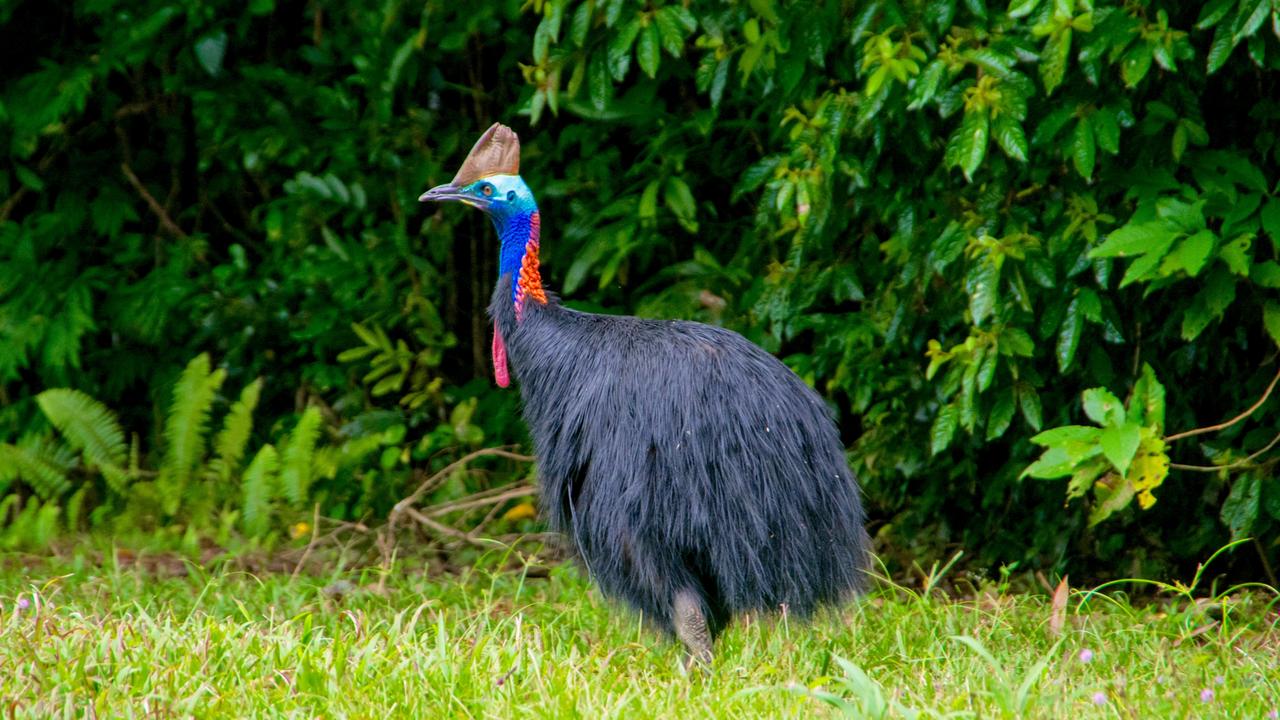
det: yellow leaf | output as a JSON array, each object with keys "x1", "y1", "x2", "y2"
[
  {"x1": 503, "y1": 502, "x2": 538, "y2": 522},
  {"x1": 1126, "y1": 430, "x2": 1169, "y2": 509}
]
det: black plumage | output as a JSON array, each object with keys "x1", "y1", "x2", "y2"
[{"x1": 422, "y1": 124, "x2": 870, "y2": 663}]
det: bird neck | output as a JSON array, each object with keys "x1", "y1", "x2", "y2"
[{"x1": 495, "y1": 208, "x2": 546, "y2": 321}]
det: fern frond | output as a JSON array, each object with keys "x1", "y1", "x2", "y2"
[
  {"x1": 0, "y1": 438, "x2": 75, "y2": 500},
  {"x1": 279, "y1": 407, "x2": 322, "y2": 506},
  {"x1": 210, "y1": 378, "x2": 263, "y2": 483},
  {"x1": 0, "y1": 495, "x2": 63, "y2": 550},
  {"x1": 36, "y1": 388, "x2": 129, "y2": 492},
  {"x1": 241, "y1": 444, "x2": 279, "y2": 537},
  {"x1": 159, "y1": 353, "x2": 226, "y2": 514}
]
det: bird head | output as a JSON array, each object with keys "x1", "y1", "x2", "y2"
[
  {"x1": 419, "y1": 123, "x2": 536, "y2": 224},
  {"x1": 419, "y1": 173, "x2": 536, "y2": 220}
]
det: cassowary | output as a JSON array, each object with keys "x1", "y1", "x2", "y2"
[{"x1": 420, "y1": 123, "x2": 870, "y2": 665}]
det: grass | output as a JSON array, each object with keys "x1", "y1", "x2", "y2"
[{"x1": 2, "y1": 546, "x2": 1278, "y2": 719}]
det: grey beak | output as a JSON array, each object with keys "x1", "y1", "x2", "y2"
[{"x1": 418, "y1": 183, "x2": 466, "y2": 202}]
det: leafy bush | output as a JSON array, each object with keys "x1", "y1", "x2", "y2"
[{"x1": 2, "y1": 0, "x2": 1280, "y2": 579}]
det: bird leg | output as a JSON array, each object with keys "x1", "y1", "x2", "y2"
[{"x1": 672, "y1": 589, "x2": 713, "y2": 669}]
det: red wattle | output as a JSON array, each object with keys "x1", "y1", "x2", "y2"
[{"x1": 492, "y1": 320, "x2": 510, "y2": 388}]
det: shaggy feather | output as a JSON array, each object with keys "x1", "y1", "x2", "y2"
[{"x1": 489, "y1": 274, "x2": 870, "y2": 637}]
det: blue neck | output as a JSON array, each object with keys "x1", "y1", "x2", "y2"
[{"x1": 496, "y1": 211, "x2": 536, "y2": 278}]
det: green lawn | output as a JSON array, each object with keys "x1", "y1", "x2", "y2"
[{"x1": 2, "y1": 548, "x2": 1277, "y2": 718}]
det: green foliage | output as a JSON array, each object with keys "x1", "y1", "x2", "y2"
[
  {"x1": 279, "y1": 407, "x2": 322, "y2": 507},
  {"x1": 0, "y1": 438, "x2": 74, "y2": 500},
  {"x1": 36, "y1": 389, "x2": 129, "y2": 493},
  {"x1": 1025, "y1": 364, "x2": 1170, "y2": 525},
  {"x1": 0, "y1": 354, "x2": 381, "y2": 545},
  {"x1": 158, "y1": 354, "x2": 226, "y2": 515},
  {"x1": 240, "y1": 444, "x2": 279, "y2": 538},
  {"x1": 3, "y1": 561, "x2": 1279, "y2": 717},
  {"x1": 209, "y1": 379, "x2": 263, "y2": 484},
  {"x1": 3, "y1": 0, "x2": 1280, "y2": 578}
]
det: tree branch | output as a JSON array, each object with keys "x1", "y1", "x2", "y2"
[
  {"x1": 120, "y1": 161, "x2": 188, "y2": 239},
  {"x1": 1168, "y1": 427, "x2": 1280, "y2": 472},
  {"x1": 1165, "y1": 364, "x2": 1280, "y2": 443},
  {"x1": 389, "y1": 446, "x2": 534, "y2": 526}
]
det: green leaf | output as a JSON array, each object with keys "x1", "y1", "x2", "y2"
[
  {"x1": 1100, "y1": 422, "x2": 1141, "y2": 476},
  {"x1": 1219, "y1": 234, "x2": 1252, "y2": 275},
  {"x1": 637, "y1": 23, "x2": 660, "y2": 79},
  {"x1": 1056, "y1": 297, "x2": 1083, "y2": 372},
  {"x1": 966, "y1": 258, "x2": 1000, "y2": 327},
  {"x1": 1033, "y1": 105, "x2": 1075, "y2": 146},
  {"x1": 1000, "y1": 327, "x2": 1035, "y2": 357},
  {"x1": 1118, "y1": 231, "x2": 1176, "y2": 286},
  {"x1": 1018, "y1": 383, "x2": 1043, "y2": 431},
  {"x1": 1067, "y1": 459, "x2": 1107, "y2": 499},
  {"x1": 195, "y1": 32, "x2": 228, "y2": 77},
  {"x1": 280, "y1": 407, "x2": 323, "y2": 506},
  {"x1": 1007, "y1": 0, "x2": 1041, "y2": 19},
  {"x1": 654, "y1": 7, "x2": 690, "y2": 57},
  {"x1": 1260, "y1": 199, "x2": 1280, "y2": 247},
  {"x1": 1263, "y1": 301, "x2": 1280, "y2": 348},
  {"x1": 1196, "y1": 0, "x2": 1236, "y2": 29},
  {"x1": 588, "y1": 54, "x2": 611, "y2": 111},
  {"x1": 1089, "y1": 221, "x2": 1174, "y2": 259},
  {"x1": 1023, "y1": 446, "x2": 1075, "y2": 479},
  {"x1": 931, "y1": 403, "x2": 959, "y2": 455},
  {"x1": 1220, "y1": 474, "x2": 1261, "y2": 541},
  {"x1": 710, "y1": 58, "x2": 730, "y2": 108},
  {"x1": 1091, "y1": 109, "x2": 1120, "y2": 154},
  {"x1": 992, "y1": 115, "x2": 1028, "y2": 162},
  {"x1": 1082, "y1": 387, "x2": 1124, "y2": 425},
  {"x1": 907, "y1": 60, "x2": 946, "y2": 110},
  {"x1": 976, "y1": 346, "x2": 997, "y2": 391},
  {"x1": 570, "y1": 2, "x2": 591, "y2": 46},
  {"x1": 1129, "y1": 364, "x2": 1166, "y2": 431},
  {"x1": 608, "y1": 18, "x2": 641, "y2": 81},
  {"x1": 1156, "y1": 197, "x2": 1206, "y2": 233},
  {"x1": 1089, "y1": 478, "x2": 1136, "y2": 526},
  {"x1": 160, "y1": 354, "x2": 227, "y2": 515},
  {"x1": 1120, "y1": 43, "x2": 1153, "y2": 87},
  {"x1": 1071, "y1": 116, "x2": 1095, "y2": 180},
  {"x1": 957, "y1": 110, "x2": 990, "y2": 181},
  {"x1": 1207, "y1": 20, "x2": 1235, "y2": 74},
  {"x1": 1168, "y1": 229, "x2": 1215, "y2": 276},
  {"x1": 36, "y1": 389, "x2": 127, "y2": 473},
  {"x1": 211, "y1": 378, "x2": 263, "y2": 483},
  {"x1": 241, "y1": 444, "x2": 279, "y2": 537},
  {"x1": 1031, "y1": 425, "x2": 1102, "y2": 447},
  {"x1": 14, "y1": 164, "x2": 44, "y2": 192},
  {"x1": 1235, "y1": 0, "x2": 1270, "y2": 42},
  {"x1": 986, "y1": 387, "x2": 1016, "y2": 440},
  {"x1": 1264, "y1": 475, "x2": 1280, "y2": 521},
  {"x1": 1040, "y1": 28, "x2": 1071, "y2": 95},
  {"x1": 0, "y1": 441, "x2": 73, "y2": 500}
]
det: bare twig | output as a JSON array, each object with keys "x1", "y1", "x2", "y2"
[
  {"x1": 389, "y1": 447, "x2": 534, "y2": 524},
  {"x1": 120, "y1": 161, "x2": 188, "y2": 238},
  {"x1": 404, "y1": 507, "x2": 503, "y2": 548},
  {"x1": 1168, "y1": 427, "x2": 1280, "y2": 472},
  {"x1": 1254, "y1": 538, "x2": 1279, "y2": 587},
  {"x1": 425, "y1": 483, "x2": 536, "y2": 518},
  {"x1": 0, "y1": 187, "x2": 29, "y2": 225},
  {"x1": 1166, "y1": 365, "x2": 1280, "y2": 443}
]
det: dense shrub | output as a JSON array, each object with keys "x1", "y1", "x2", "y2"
[{"x1": 2, "y1": 0, "x2": 1279, "y2": 580}]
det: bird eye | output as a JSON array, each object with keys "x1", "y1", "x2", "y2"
[
  {"x1": 507, "y1": 190, "x2": 516, "y2": 202},
  {"x1": 481, "y1": 184, "x2": 494, "y2": 197}
]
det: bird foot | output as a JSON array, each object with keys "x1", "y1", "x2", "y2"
[{"x1": 673, "y1": 590, "x2": 714, "y2": 671}]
